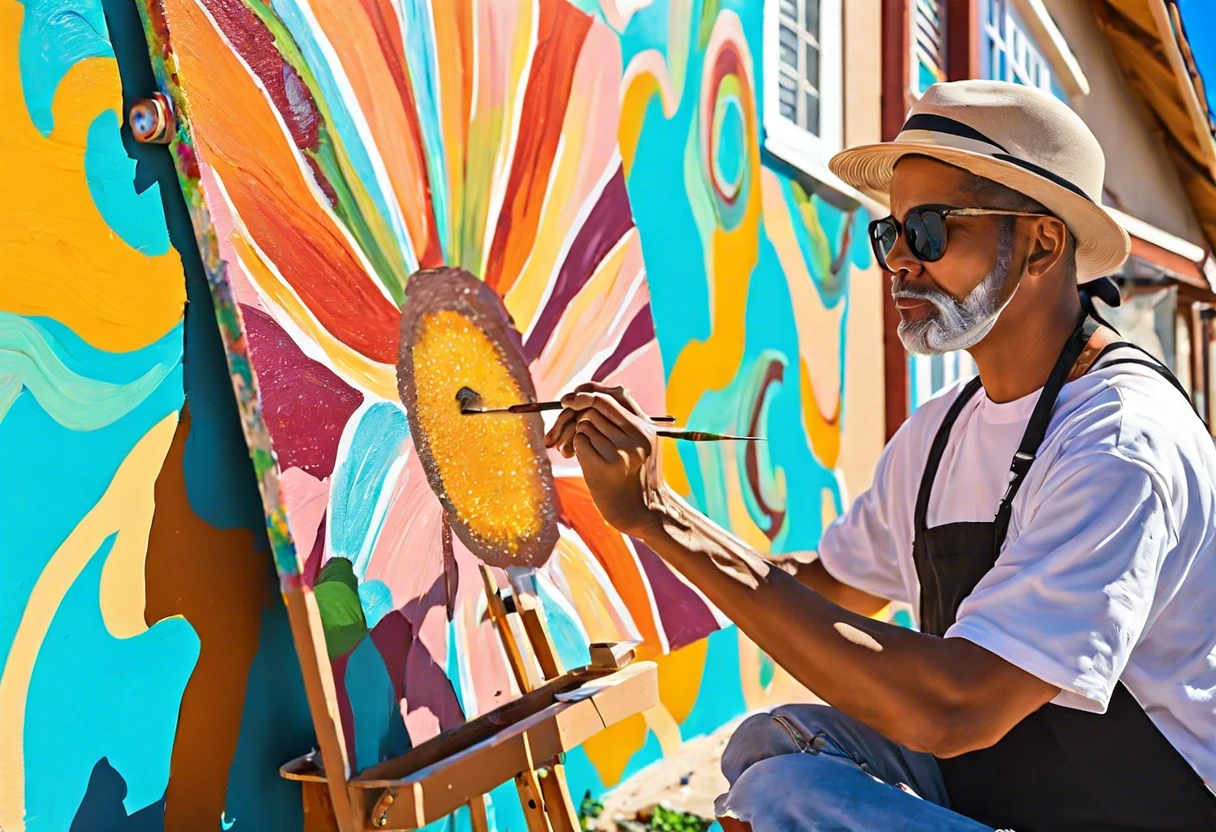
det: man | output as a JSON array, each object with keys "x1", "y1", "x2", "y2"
[{"x1": 545, "y1": 81, "x2": 1216, "y2": 831}]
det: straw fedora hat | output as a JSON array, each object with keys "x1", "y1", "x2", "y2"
[{"x1": 829, "y1": 79, "x2": 1130, "y2": 281}]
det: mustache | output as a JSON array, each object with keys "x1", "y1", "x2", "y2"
[{"x1": 890, "y1": 279, "x2": 954, "y2": 305}]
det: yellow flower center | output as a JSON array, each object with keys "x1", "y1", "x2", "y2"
[{"x1": 410, "y1": 309, "x2": 548, "y2": 555}]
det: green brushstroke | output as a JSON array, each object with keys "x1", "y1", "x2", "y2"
[
  {"x1": 0, "y1": 313, "x2": 176, "y2": 431},
  {"x1": 313, "y1": 557, "x2": 369, "y2": 659}
]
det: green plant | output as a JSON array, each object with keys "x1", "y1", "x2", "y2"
[
  {"x1": 647, "y1": 806, "x2": 713, "y2": 832},
  {"x1": 579, "y1": 791, "x2": 605, "y2": 831}
]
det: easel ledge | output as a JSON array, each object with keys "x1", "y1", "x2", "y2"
[{"x1": 281, "y1": 660, "x2": 658, "y2": 830}]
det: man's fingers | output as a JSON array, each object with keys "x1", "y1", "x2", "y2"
[
  {"x1": 571, "y1": 383, "x2": 646, "y2": 418},
  {"x1": 573, "y1": 421, "x2": 615, "y2": 462},
  {"x1": 560, "y1": 392, "x2": 646, "y2": 441},
  {"x1": 545, "y1": 407, "x2": 577, "y2": 447},
  {"x1": 551, "y1": 419, "x2": 579, "y2": 458},
  {"x1": 577, "y1": 408, "x2": 632, "y2": 447}
]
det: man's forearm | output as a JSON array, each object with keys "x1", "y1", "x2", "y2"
[
  {"x1": 640, "y1": 486, "x2": 1055, "y2": 756},
  {"x1": 774, "y1": 557, "x2": 891, "y2": 618}
]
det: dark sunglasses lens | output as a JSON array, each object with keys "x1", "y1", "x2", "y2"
[
  {"x1": 908, "y1": 210, "x2": 948, "y2": 261},
  {"x1": 870, "y1": 219, "x2": 898, "y2": 267}
]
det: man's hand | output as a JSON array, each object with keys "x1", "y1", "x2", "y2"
[{"x1": 544, "y1": 382, "x2": 667, "y2": 537}]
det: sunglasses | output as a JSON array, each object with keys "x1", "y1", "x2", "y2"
[{"x1": 868, "y1": 205, "x2": 1051, "y2": 272}]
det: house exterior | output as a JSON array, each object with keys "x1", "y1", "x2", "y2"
[{"x1": 879, "y1": 0, "x2": 1216, "y2": 435}]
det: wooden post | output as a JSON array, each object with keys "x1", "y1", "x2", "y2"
[
  {"x1": 880, "y1": 0, "x2": 912, "y2": 439},
  {"x1": 468, "y1": 795, "x2": 491, "y2": 832},
  {"x1": 945, "y1": 0, "x2": 981, "y2": 81},
  {"x1": 283, "y1": 582, "x2": 363, "y2": 831},
  {"x1": 481, "y1": 565, "x2": 536, "y2": 694},
  {"x1": 538, "y1": 765, "x2": 580, "y2": 832}
]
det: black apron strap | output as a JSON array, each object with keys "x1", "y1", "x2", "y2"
[
  {"x1": 914, "y1": 376, "x2": 985, "y2": 534},
  {"x1": 1091, "y1": 340, "x2": 1195, "y2": 403},
  {"x1": 992, "y1": 315, "x2": 1099, "y2": 545}
]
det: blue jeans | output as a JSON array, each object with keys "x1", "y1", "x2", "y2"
[{"x1": 715, "y1": 705, "x2": 997, "y2": 832}]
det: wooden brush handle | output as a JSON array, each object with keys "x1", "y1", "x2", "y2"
[
  {"x1": 474, "y1": 401, "x2": 677, "y2": 423},
  {"x1": 657, "y1": 429, "x2": 764, "y2": 442}
]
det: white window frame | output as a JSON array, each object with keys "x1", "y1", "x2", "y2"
[
  {"x1": 762, "y1": 0, "x2": 843, "y2": 183},
  {"x1": 980, "y1": 0, "x2": 1088, "y2": 97}
]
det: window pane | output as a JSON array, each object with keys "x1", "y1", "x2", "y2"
[
  {"x1": 779, "y1": 23, "x2": 798, "y2": 69},
  {"x1": 779, "y1": 74, "x2": 798, "y2": 121},
  {"x1": 804, "y1": 0, "x2": 820, "y2": 38},
  {"x1": 804, "y1": 88, "x2": 820, "y2": 135},
  {"x1": 780, "y1": 0, "x2": 797, "y2": 18},
  {"x1": 804, "y1": 41, "x2": 820, "y2": 90}
]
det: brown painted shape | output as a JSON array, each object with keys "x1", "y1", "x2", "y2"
[{"x1": 143, "y1": 407, "x2": 267, "y2": 828}]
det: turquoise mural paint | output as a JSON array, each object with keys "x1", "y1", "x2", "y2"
[
  {"x1": 445, "y1": 619, "x2": 467, "y2": 716},
  {"x1": 671, "y1": 627, "x2": 747, "y2": 741},
  {"x1": 758, "y1": 653, "x2": 776, "y2": 690},
  {"x1": 358, "y1": 579, "x2": 394, "y2": 628},
  {"x1": 24, "y1": 539, "x2": 200, "y2": 828},
  {"x1": 0, "y1": 359, "x2": 182, "y2": 674},
  {"x1": 0, "y1": 313, "x2": 179, "y2": 431},
  {"x1": 84, "y1": 111, "x2": 171, "y2": 256},
  {"x1": 16, "y1": 0, "x2": 113, "y2": 134},
  {"x1": 400, "y1": 0, "x2": 450, "y2": 256},
  {"x1": 345, "y1": 636, "x2": 409, "y2": 770},
  {"x1": 536, "y1": 581, "x2": 593, "y2": 672},
  {"x1": 329, "y1": 401, "x2": 409, "y2": 576}
]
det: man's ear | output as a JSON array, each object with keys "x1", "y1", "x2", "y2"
[{"x1": 1025, "y1": 217, "x2": 1069, "y2": 278}]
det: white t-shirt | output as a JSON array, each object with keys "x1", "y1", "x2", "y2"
[{"x1": 818, "y1": 351, "x2": 1216, "y2": 786}]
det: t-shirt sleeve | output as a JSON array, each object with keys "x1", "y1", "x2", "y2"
[
  {"x1": 945, "y1": 448, "x2": 1177, "y2": 713},
  {"x1": 817, "y1": 426, "x2": 909, "y2": 604}
]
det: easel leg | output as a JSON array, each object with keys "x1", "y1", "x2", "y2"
[
  {"x1": 302, "y1": 780, "x2": 341, "y2": 832},
  {"x1": 516, "y1": 769, "x2": 554, "y2": 832},
  {"x1": 538, "y1": 762, "x2": 580, "y2": 832},
  {"x1": 468, "y1": 796, "x2": 491, "y2": 832}
]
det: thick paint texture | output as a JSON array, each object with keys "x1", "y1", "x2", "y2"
[
  {"x1": 143, "y1": 0, "x2": 888, "y2": 827},
  {"x1": 1, "y1": 0, "x2": 313, "y2": 828}
]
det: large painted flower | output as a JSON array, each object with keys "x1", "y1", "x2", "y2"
[{"x1": 148, "y1": 0, "x2": 723, "y2": 768}]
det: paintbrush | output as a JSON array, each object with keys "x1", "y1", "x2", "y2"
[
  {"x1": 455, "y1": 387, "x2": 763, "y2": 442},
  {"x1": 456, "y1": 386, "x2": 677, "y2": 423}
]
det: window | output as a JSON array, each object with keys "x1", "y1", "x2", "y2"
[
  {"x1": 981, "y1": 0, "x2": 1055, "y2": 94},
  {"x1": 763, "y1": 0, "x2": 843, "y2": 176},
  {"x1": 913, "y1": 0, "x2": 948, "y2": 96}
]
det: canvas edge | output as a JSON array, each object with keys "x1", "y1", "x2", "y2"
[{"x1": 131, "y1": 2, "x2": 362, "y2": 827}]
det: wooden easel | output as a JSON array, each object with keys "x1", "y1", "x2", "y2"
[{"x1": 281, "y1": 565, "x2": 656, "y2": 832}]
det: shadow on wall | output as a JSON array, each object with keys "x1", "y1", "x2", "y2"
[{"x1": 99, "y1": 0, "x2": 317, "y2": 828}]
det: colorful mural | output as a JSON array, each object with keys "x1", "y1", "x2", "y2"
[
  {"x1": 0, "y1": 0, "x2": 314, "y2": 829},
  {"x1": 133, "y1": 0, "x2": 877, "y2": 826}
]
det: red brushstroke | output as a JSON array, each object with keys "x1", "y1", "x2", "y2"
[
  {"x1": 631, "y1": 538, "x2": 718, "y2": 650},
  {"x1": 440, "y1": 513, "x2": 458, "y2": 621},
  {"x1": 241, "y1": 305, "x2": 363, "y2": 479},
  {"x1": 199, "y1": 0, "x2": 320, "y2": 152},
  {"x1": 355, "y1": 0, "x2": 444, "y2": 267},
  {"x1": 484, "y1": 1, "x2": 593, "y2": 292},
  {"x1": 745, "y1": 359, "x2": 786, "y2": 540}
]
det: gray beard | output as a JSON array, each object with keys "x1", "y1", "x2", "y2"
[{"x1": 894, "y1": 225, "x2": 1016, "y2": 356}]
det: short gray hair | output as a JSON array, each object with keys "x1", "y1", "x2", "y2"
[{"x1": 958, "y1": 171, "x2": 1076, "y2": 278}]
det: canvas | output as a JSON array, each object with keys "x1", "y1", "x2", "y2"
[{"x1": 138, "y1": 0, "x2": 882, "y2": 806}]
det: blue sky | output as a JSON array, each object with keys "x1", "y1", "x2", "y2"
[{"x1": 1176, "y1": 0, "x2": 1216, "y2": 117}]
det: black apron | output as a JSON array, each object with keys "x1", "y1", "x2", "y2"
[{"x1": 912, "y1": 315, "x2": 1216, "y2": 831}]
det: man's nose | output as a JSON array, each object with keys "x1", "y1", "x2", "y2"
[{"x1": 883, "y1": 227, "x2": 923, "y2": 277}]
